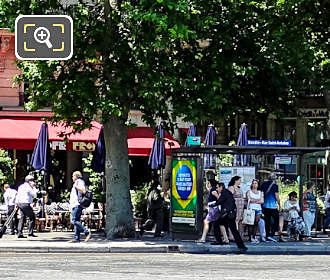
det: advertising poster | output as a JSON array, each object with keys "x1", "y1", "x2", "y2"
[
  {"x1": 219, "y1": 166, "x2": 255, "y2": 197},
  {"x1": 171, "y1": 159, "x2": 197, "y2": 226}
]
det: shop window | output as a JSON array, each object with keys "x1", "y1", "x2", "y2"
[{"x1": 307, "y1": 120, "x2": 327, "y2": 147}]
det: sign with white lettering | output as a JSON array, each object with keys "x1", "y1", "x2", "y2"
[
  {"x1": 50, "y1": 141, "x2": 95, "y2": 151},
  {"x1": 50, "y1": 141, "x2": 66, "y2": 151},
  {"x1": 247, "y1": 139, "x2": 292, "y2": 147},
  {"x1": 171, "y1": 159, "x2": 197, "y2": 225}
]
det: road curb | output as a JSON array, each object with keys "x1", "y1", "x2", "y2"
[{"x1": 1, "y1": 244, "x2": 330, "y2": 254}]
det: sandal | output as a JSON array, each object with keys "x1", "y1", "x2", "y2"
[{"x1": 195, "y1": 239, "x2": 206, "y2": 243}]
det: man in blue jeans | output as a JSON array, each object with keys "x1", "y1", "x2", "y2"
[
  {"x1": 68, "y1": 171, "x2": 91, "y2": 243},
  {"x1": 260, "y1": 173, "x2": 281, "y2": 242}
]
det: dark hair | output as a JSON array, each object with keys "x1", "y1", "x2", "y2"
[
  {"x1": 209, "y1": 179, "x2": 219, "y2": 188},
  {"x1": 306, "y1": 181, "x2": 315, "y2": 190},
  {"x1": 228, "y1": 176, "x2": 241, "y2": 187},
  {"x1": 218, "y1": 182, "x2": 225, "y2": 188},
  {"x1": 288, "y1": 191, "x2": 297, "y2": 199},
  {"x1": 250, "y1": 179, "x2": 260, "y2": 190}
]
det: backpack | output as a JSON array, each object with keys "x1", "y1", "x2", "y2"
[
  {"x1": 79, "y1": 189, "x2": 93, "y2": 208},
  {"x1": 75, "y1": 180, "x2": 93, "y2": 209}
]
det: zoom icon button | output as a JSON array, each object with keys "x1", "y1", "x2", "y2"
[{"x1": 15, "y1": 15, "x2": 73, "y2": 60}]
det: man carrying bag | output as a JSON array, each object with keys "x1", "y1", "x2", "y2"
[{"x1": 212, "y1": 181, "x2": 248, "y2": 253}]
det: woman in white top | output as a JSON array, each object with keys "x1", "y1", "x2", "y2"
[{"x1": 246, "y1": 179, "x2": 264, "y2": 243}]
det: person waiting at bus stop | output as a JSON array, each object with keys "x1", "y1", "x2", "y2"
[
  {"x1": 140, "y1": 178, "x2": 164, "y2": 238},
  {"x1": 260, "y1": 173, "x2": 281, "y2": 242},
  {"x1": 212, "y1": 181, "x2": 248, "y2": 253}
]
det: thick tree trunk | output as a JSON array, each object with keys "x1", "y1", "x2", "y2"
[{"x1": 103, "y1": 117, "x2": 135, "y2": 239}]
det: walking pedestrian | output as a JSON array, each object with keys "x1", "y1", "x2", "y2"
[
  {"x1": 68, "y1": 171, "x2": 91, "y2": 243},
  {"x1": 16, "y1": 175, "x2": 39, "y2": 238},
  {"x1": 228, "y1": 176, "x2": 245, "y2": 239},
  {"x1": 212, "y1": 181, "x2": 248, "y2": 253},
  {"x1": 302, "y1": 182, "x2": 316, "y2": 239},
  {"x1": 197, "y1": 180, "x2": 225, "y2": 243},
  {"x1": 322, "y1": 184, "x2": 330, "y2": 234},
  {"x1": 3, "y1": 183, "x2": 18, "y2": 235},
  {"x1": 260, "y1": 173, "x2": 281, "y2": 242}
]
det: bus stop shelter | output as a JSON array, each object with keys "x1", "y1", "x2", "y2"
[{"x1": 170, "y1": 145, "x2": 329, "y2": 240}]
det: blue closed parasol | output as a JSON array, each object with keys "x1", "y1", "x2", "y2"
[
  {"x1": 234, "y1": 123, "x2": 249, "y2": 166},
  {"x1": 30, "y1": 123, "x2": 51, "y2": 172},
  {"x1": 91, "y1": 126, "x2": 106, "y2": 173},
  {"x1": 204, "y1": 125, "x2": 216, "y2": 169},
  {"x1": 148, "y1": 125, "x2": 166, "y2": 170}
]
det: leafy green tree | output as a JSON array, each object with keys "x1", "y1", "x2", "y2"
[
  {"x1": 0, "y1": 150, "x2": 15, "y2": 200},
  {"x1": 0, "y1": 0, "x2": 327, "y2": 238},
  {"x1": 82, "y1": 153, "x2": 105, "y2": 203}
]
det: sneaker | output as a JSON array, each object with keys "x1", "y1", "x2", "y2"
[
  {"x1": 267, "y1": 236, "x2": 278, "y2": 242},
  {"x1": 28, "y1": 234, "x2": 38, "y2": 237},
  {"x1": 84, "y1": 232, "x2": 92, "y2": 242},
  {"x1": 17, "y1": 235, "x2": 27, "y2": 239},
  {"x1": 251, "y1": 238, "x2": 260, "y2": 244},
  {"x1": 260, "y1": 236, "x2": 267, "y2": 242}
]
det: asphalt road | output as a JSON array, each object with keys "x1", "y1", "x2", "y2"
[{"x1": 0, "y1": 253, "x2": 329, "y2": 280}]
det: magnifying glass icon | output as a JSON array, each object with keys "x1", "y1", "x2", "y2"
[{"x1": 34, "y1": 27, "x2": 53, "y2": 48}]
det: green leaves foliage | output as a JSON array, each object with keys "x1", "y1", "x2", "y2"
[
  {"x1": 0, "y1": 149, "x2": 15, "y2": 200},
  {"x1": 0, "y1": 0, "x2": 328, "y2": 129}
]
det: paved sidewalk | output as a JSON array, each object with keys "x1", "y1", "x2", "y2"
[{"x1": 0, "y1": 231, "x2": 330, "y2": 254}]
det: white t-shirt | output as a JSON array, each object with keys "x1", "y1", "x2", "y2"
[
  {"x1": 284, "y1": 200, "x2": 300, "y2": 220},
  {"x1": 3, "y1": 188, "x2": 17, "y2": 207},
  {"x1": 16, "y1": 182, "x2": 38, "y2": 204},
  {"x1": 248, "y1": 190, "x2": 262, "y2": 211},
  {"x1": 69, "y1": 178, "x2": 86, "y2": 209}
]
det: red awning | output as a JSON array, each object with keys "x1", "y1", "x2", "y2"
[
  {"x1": 128, "y1": 137, "x2": 180, "y2": 156},
  {"x1": 0, "y1": 119, "x2": 101, "y2": 150},
  {"x1": 0, "y1": 118, "x2": 180, "y2": 155}
]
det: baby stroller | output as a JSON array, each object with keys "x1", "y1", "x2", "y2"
[
  {"x1": 0, "y1": 208, "x2": 18, "y2": 238},
  {"x1": 287, "y1": 216, "x2": 305, "y2": 241}
]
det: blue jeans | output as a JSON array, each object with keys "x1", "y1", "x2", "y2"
[
  {"x1": 71, "y1": 206, "x2": 89, "y2": 241},
  {"x1": 324, "y1": 208, "x2": 330, "y2": 230}
]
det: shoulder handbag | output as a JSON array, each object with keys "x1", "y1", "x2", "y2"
[
  {"x1": 219, "y1": 207, "x2": 236, "y2": 220},
  {"x1": 242, "y1": 200, "x2": 255, "y2": 225}
]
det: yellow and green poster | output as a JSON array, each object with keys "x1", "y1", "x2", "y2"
[{"x1": 171, "y1": 159, "x2": 197, "y2": 226}]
